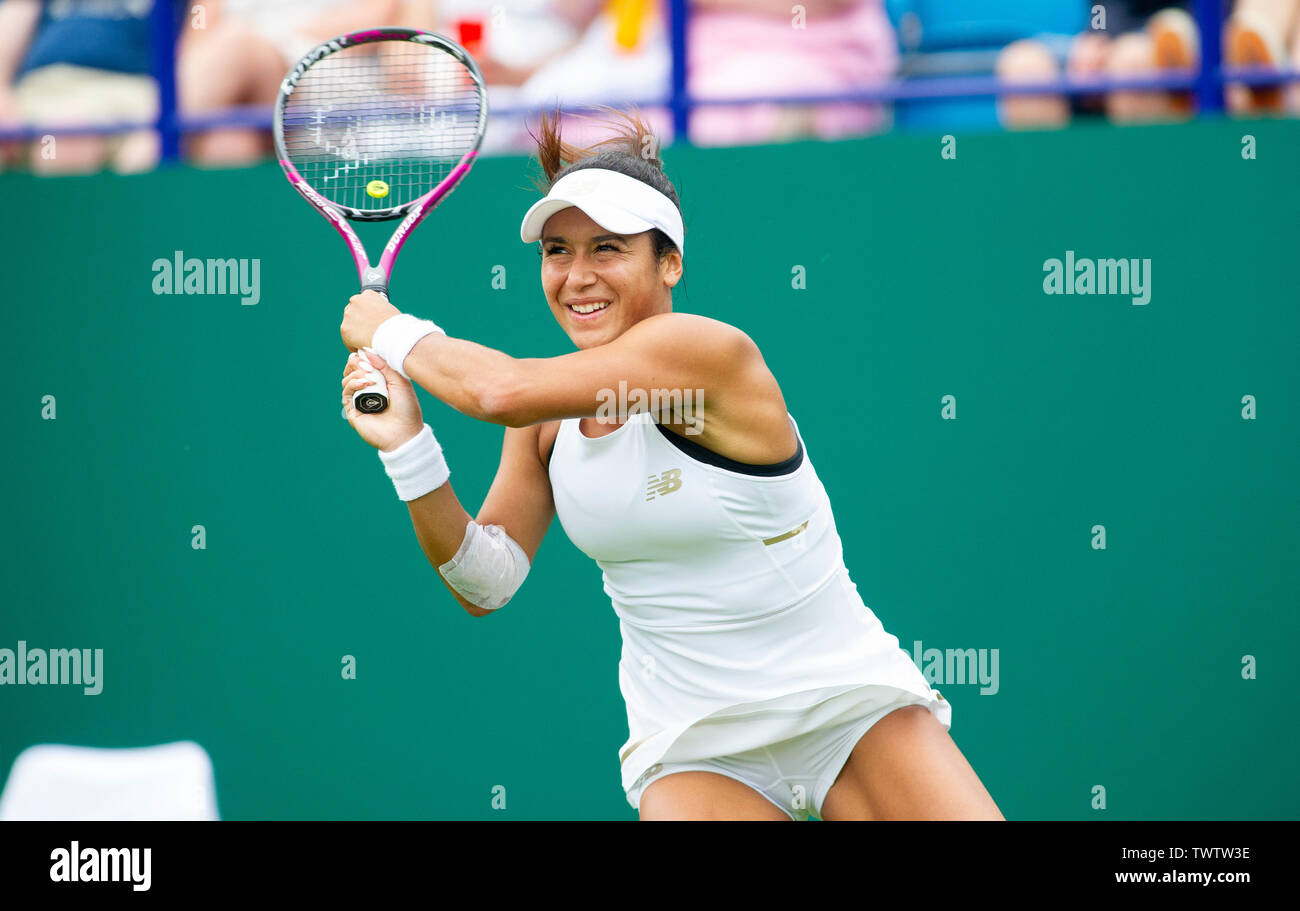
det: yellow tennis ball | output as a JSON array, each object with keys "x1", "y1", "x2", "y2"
[{"x1": 366, "y1": 180, "x2": 390, "y2": 199}]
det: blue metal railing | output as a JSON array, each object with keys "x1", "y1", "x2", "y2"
[
  {"x1": 2, "y1": 0, "x2": 1297, "y2": 161},
  {"x1": 1195, "y1": 0, "x2": 1225, "y2": 113},
  {"x1": 668, "y1": 0, "x2": 690, "y2": 143},
  {"x1": 149, "y1": 0, "x2": 182, "y2": 163}
]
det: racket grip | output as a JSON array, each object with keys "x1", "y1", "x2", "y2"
[
  {"x1": 352, "y1": 373, "x2": 389, "y2": 414},
  {"x1": 353, "y1": 284, "x2": 391, "y2": 414}
]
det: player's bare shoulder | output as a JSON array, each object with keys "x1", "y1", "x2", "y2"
[
  {"x1": 634, "y1": 312, "x2": 756, "y2": 347},
  {"x1": 629, "y1": 313, "x2": 763, "y2": 374}
]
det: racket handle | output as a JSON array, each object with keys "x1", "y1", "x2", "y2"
[
  {"x1": 352, "y1": 371, "x2": 390, "y2": 414},
  {"x1": 353, "y1": 284, "x2": 391, "y2": 414}
]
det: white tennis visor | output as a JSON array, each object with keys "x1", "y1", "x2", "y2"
[{"x1": 519, "y1": 167, "x2": 684, "y2": 258}]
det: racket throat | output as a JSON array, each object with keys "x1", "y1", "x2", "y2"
[{"x1": 361, "y1": 267, "x2": 388, "y2": 297}]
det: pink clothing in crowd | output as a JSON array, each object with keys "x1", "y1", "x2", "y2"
[
  {"x1": 536, "y1": 0, "x2": 897, "y2": 149},
  {"x1": 687, "y1": 0, "x2": 897, "y2": 144}
]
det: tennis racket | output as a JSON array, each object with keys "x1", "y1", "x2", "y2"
[{"x1": 273, "y1": 28, "x2": 488, "y2": 414}]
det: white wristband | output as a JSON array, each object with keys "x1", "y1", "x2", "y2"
[
  {"x1": 370, "y1": 313, "x2": 444, "y2": 380},
  {"x1": 377, "y1": 424, "x2": 450, "y2": 501}
]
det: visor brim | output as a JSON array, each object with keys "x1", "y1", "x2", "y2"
[{"x1": 520, "y1": 197, "x2": 657, "y2": 244}]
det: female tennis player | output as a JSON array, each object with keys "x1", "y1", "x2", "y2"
[{"x1": 338, "y1": 107, "x2": 1004, "y2": 822}]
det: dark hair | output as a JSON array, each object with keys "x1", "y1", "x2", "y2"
[{"x1": 525, "y1": 104, "x2": 683, "y2": 263}]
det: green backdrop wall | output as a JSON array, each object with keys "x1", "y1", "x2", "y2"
[{"x1": 2, "y1": 117, "x2": 1296, "y2": 820}]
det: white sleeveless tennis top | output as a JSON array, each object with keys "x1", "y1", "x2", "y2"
[{"x1": 547, "y1": 411, "x2": 952, "y2": 795}]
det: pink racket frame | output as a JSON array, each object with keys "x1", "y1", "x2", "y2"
[
  {"x1": 279, "y1": 153, "x2": 479, "y2": 291},
  {"x1": 273, "y1": 27, "x2": 487, "y2": 293}
]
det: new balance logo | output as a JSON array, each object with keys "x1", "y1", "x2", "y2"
[{"x1": 646, "y1": 469, "x2": 683, "y2": 501}]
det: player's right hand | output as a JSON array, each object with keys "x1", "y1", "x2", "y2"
[{"x1": 341, "y1": 350, "x2": 425, "y2": 452}]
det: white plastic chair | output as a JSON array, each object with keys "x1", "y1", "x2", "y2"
[{"x1": 0, "y1": 741, "x2": 219, "y2": 820}]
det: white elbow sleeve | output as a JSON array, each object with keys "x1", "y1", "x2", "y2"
[{"x1": 438, "y1": 521, "x2": 530, "y2": 611}]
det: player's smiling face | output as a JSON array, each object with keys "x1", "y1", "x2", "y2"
[{"x1": 539, "y1": 207, "x2": 681, "y2": 350}]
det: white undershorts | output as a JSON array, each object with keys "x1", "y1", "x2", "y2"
[{"x1": 626, "y1": 687, "x2": 947, "y2": 821}]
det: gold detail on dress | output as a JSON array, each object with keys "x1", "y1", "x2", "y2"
[
  {"x1": 620, "y1": 734, "x2": 654, "y2": 765},
  {"x1": 762, "y1": 520, "x2": 809, "y2": 546}
]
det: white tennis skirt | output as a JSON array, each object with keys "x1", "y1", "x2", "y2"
[{"x1": 616, "y1": 566, "x2": 953, "y2": 796}]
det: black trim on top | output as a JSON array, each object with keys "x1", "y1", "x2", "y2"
[{"x1": 653, "y1": 419, "x2": 804, "y2": 477}]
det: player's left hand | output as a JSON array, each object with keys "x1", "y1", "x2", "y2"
[
  {"x1": 341, "y1": 290, "x2": 401, "y2": 351},
  {"x1": 341, "y1": 350, "x2": 424, "y2": 452}
]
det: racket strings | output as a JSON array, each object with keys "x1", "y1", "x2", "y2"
[{"x1": 281, "y1": 41, "x2": 484, "y2": 213}]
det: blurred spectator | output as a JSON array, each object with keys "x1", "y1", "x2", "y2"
[
  {"x1": 1224, "y1": 0, "x2": 1300, "y2": 114},
  {"x1": 0, "y1": 0, "x2": 180, "y2": 175},
  {"x1": 995, "y1": 3, "x2": 1200, "y2": 129},
  {"x1": 463, "y1": 0, "x2": 897, "y2": 150},
  {"x1": 509, "y1": 0, "x2": 671, "y2": 149},
  {"x1": 438, "y1": 0, "x2": 591, "y2": 87},
  {"x1": 431, "y1": 0, "x2": 604, "y2": 153},
  {"x1": 178, "y1": 0, "x2": 408, "y2": 166},
  {"x1": 686, "y1": 0, "x2": 897, "y2": 145}
]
